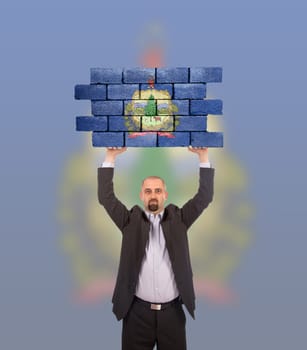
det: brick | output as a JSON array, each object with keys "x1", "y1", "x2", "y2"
[
  {"x1": 74, "y1": 85, "x2": 106, "y2": 100},
  {"x1": 175, "y1": 116, "x2": 207, "y2": 131},
  {"x1": 140, "y1": 84, "x2": 173, "y2": 99},
  {"x1": 92, "y1": 132, "x2": 124, "y2": 147},
  {"x1": 174, "y1": 84, "x2": 206, "y2": 99},
  {"x1": 109, "y1": 116, "x2": 141, "y2": 131},
  {"x1": 157, "y1": 68, "x2": 189, "y2": 83},
  {"x1": 76, "y1": 67, "x2": 224, "y2": 148},
  {"x1": 123, "y1": 68, "x2": 155, "y2": 83},
  {"x1": 92, "y1": 101, "x2": 123, "y2": 115},
  {"x1": 108, "y1": 84, "x2": 139, "y2": 100},
  {"x1": 158, "y1": 132, "x2": 190, "y2": 147},
  {"x1": 142, "y1": 116, "x2": 174, "y2": 131},
  {"x1": 157, "y1": 100, "x2": 189, "y2": 115},
  {"x1": 190, "y1": 99, "x2": 223, "y2": 115},
  {"x1": 76, "y1": 116, "x2": 107, "y2": 131},
  {"x1": 125, "y1": 132, "x2": 157, "y2": 147},
  {"x1": 190, "y1": 67, "x2": 222, "y2": 83},
  {"x1": 90, "y1": 68, "x2": 122, "y2": 84},
  {"x1": 190, "y1": 132, "x2": 223, "y2": 147}
]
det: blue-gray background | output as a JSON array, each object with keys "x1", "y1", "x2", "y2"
[{"x1": 1, "y1": 0, "x2": 306, "y2": 349}]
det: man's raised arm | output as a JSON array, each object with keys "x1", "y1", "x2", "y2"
[
  {"x1": 98, "y1": 147, "x2": 129, "y2": 231},
  {"x1": 180, "y1": 146, "x2": 215, "y2": 229}
]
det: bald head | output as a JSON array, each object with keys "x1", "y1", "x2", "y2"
[{"x1": 141, "y1": 176, "x2": 167, "y2": 190}]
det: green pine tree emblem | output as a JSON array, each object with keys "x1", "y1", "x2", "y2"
[{"x1": 144, "y1": 94, "x2": 156, "y2": 116}]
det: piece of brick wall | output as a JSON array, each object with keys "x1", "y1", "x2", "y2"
[{"x1": 75, "y1": 67, "x2": 223, "y2": 147}]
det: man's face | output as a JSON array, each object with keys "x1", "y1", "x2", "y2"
[{"x1": 140, "y1": 178, "x2": 168, "y2": 214}]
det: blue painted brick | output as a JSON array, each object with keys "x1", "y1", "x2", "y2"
[
  {"x1": 140, "y1": 84, "x2": 173, "y2": 99},
  {"x1": 157, "y1": 100, "x2": 189, "y2": 115},
  {"x1": 125, "y1": 132, "x2": 157, "y2": 147},
  {"x1": 190, "y1": 99, "x2": 223, "y2": 115},
  {"x1": 92, "y1": 101, "x2": 123, "y2": 115},
  {"x1": 175, "y1": 116, "x2": 207, "y2": 131},
  {"x1": 108, "y1": 84, "x2": 139, "y2": 100},
  {"x1": 190, "y1": 67, "x2": 222, "y2": 83},
  {"x1": 92, "y1": 132, "x2": 124, "y2": 147},
  {"x1": 190, "y1": 132, "x2": 223, "y2": 147},
  {"x1": 76, "y1": 116, "x2": 107, "y2": 131},
  {"x1": 90, "y1": 68, "x2": 122, "y2": 84},
  {"x1": 123, "y1": 68, "x2": 155, "y2": 83},
  {"x1": 109, "y1": 116, "x2": 141, "y2": 131},
  {"x1": 174, "y1": 84, "x2": 206, "y2": 99},
  {"x1": 74, "y1": 85, "x2": 106, "y2": 100},
  {"x1": 157, "y1": 68, "x2": 189, "y2": 83},
  {"x1": 158, "y1": 132, "x2": 190, "y2": 147}
]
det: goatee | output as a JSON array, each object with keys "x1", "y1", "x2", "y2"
[{"x1": 148, "y1": 200, "x2": 158, "y2": 212}]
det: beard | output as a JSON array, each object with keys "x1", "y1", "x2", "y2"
[{"x1": 148, "y1": 200, "x2": 159, "y2": 212}]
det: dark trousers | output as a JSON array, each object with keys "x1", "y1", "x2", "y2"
[{"x1": 122, "y1": 297, "x2": 187, "y2": 350}]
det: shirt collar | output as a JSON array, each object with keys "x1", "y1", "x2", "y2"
[{"x1": 145, "y1": 209, "x2": 164, "y2": 220}]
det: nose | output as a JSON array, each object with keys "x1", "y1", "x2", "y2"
[{"x1": 150, "y1": 192, "x2": 157, "y2": 199}]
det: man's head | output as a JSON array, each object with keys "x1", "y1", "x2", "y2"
[{"x1": 140, "y1": 176, "x2": 168, "y2": 214}]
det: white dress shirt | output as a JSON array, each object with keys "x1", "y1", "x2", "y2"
[{"x1": 135, "y1": 211, "x2": 179, "y2": 303}]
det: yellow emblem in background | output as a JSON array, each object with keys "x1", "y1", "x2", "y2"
[{"x1": 58, "y1": 119, "x2": 253, "y2": 304}]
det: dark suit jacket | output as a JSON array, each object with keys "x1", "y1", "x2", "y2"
[{"x1": 98, "y1": 167, "x2": 214, "y2": 321}]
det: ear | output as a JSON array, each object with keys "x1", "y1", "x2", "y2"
[
  {"x1": 139, "y1": 191, "x2": 144, "y2": 201},
  {"x1": 164, "y1": 191, "x2": 168, "y2": 200}
]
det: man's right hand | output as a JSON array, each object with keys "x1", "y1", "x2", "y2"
[{"x1": 104, "y1": 147, "x2": 127, "y2": 163}]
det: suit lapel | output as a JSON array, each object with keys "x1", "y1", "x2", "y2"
[
  {"x1": 161, "y1": 209, "x2": 174, "y2": 259},
  {"x1": 139, "y1": 212, "x2": 150, "y2": 256}
]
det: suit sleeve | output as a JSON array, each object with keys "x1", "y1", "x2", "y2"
[
  {"x1": 180, "y1": 167, "x2": 215, "y2": 229},
  {"x1": 97, "y1": 167, "x2": 130, "y2": 232}
]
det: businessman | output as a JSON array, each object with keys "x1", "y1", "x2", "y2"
[{"x1": 98, "y1": 146, "x2": 215, "y2": 350}]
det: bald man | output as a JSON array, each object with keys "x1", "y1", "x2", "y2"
[{"x1": 98, "y1": 147, "x2": 214, "y2": 350}]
